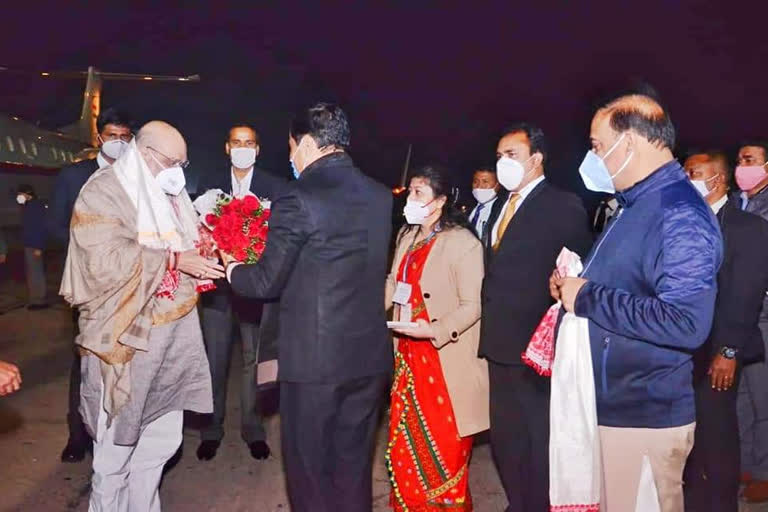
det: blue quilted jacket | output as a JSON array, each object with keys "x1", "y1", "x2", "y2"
[{"x1": 575, "y1": 160, "x2": 723, "y2": 428}]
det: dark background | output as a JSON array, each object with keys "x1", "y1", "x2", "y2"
[{"x1": 1, "y1": 1, "x2": 766, "y2": 208}]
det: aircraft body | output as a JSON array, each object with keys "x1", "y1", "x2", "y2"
[{"x1": 0, "y1": 67, "x2": 198, "y2": 227}]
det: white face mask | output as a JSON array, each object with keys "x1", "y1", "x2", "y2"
[
  {"x1": 403, "y1": 199, "x2": 434, "y2": 225},
  {"x1": 496, "y1": 155, "x2": 536, "y2": 191},
  {"x1": 149, "y1": 151, "x2": 187, "y2": 196},
  {"x1": 472, "y1": 188, "x2": 497, "y2": 203},
  {"x1": 101, "y1": 139, "x2": 129, "y2": 160},
  {"x1": 230, "y1": 147, "x2": 257, "y2": 169},
  {"x1": 155, "y1": 166, "x2": 186, "y2": 196},
  {"x1": 691, "y1": 174, "x2": 717, "y2": 198},
  {"x1": 16, "y1": 194, "x2": 27, "y2": 205}
]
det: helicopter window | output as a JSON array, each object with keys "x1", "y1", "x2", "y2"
[
  {"x1": 30, "y1": 142, "x2": 38, "y2": 156},
  {"x1": 18, "y1": 138, "x2": 27, "y2": 155},
  {"x1": 5, "y1": 136, "x2": 14, "y2": 152},
  {"x1": 50, "y1": 148, "x2": 58, "y2": 160}
]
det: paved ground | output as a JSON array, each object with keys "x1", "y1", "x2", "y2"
[{"x1": 0, "y1": 248, "x2": 766, "y2": 511}]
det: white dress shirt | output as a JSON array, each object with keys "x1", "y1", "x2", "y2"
[
  {"x1": 491, "y1": 175, "x2": 546, "y2": 247},
  {"x1": 231, "y1": 167, "x2": 254, "y2": 198},
  {"x1": 469, "y1": 196, "x2": 497, "y2": 237},
  {"x1": 711, "y1": 194, "x2": 728, "y2": 215}
]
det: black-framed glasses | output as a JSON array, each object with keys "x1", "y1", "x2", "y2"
[{"x1": 147, "y1": 146, "x2": 190, "y2": 169}]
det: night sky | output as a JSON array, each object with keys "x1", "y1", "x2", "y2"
[{"x1": 1, "y1": 2, "x2": 766, "y2": 206}]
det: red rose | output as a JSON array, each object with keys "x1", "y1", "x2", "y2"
[
  {"x1": 242, "y1": 195, "x2": 260, "y2": 214},
  {"x1": 205, "y1": 213, "x2": 218, "y2": 226}
]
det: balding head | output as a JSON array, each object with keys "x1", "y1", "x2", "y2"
[
  {"x1": 136, "y1": 121, "x2": 187, "y2": 176},
  {"x1": 588, "y1": 93, "x2": 676, "y2": 192}
]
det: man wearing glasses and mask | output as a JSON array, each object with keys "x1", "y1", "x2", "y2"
[
  {"x1": 49, "y1": 107, "x2": 134, "y2": 463},
  {"x1": 62, "y1": 121, "x2": 220, "y2": 511}
]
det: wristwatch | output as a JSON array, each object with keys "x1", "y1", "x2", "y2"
[{"x1": 720, "y1": 346, "x2": 738, "y2": 360}]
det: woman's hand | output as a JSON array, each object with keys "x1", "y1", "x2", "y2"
[
  {"x1": 393, "y1": 318, "x2": 435, "y2": 340},
  {"x1": 177, "y1": 249, "x2": 225, "y2": 280}
]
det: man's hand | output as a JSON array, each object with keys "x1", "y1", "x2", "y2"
[
  {"x1": 0, "y1": 361, "x2": 22, "y2": 396},
  {"x1": 708, "y1": 354, "x2": 737, "y2": 391},
  {"x1": 177, "y1": 249, "x2": 225, "y2": 280},
  {"x1": 218, "y1": 250, "x2": 236, "y2": 268},
  {"x1": 559, "y1": 277, "x2": 587, "y2": 313},
  {"x1": 393, "y1": 318, "x2": 435, "y2": 340},
  {"x1": 549, "y1": 269, "x2": 562, "y2": 302}
]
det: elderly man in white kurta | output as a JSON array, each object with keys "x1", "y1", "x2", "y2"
[{"x1": 61, "y1": 121, "x2": 224, "y2": 512}]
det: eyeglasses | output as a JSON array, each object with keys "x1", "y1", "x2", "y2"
[{"x1": 147, "y1": 146, "x2": 190, "y2": 169}]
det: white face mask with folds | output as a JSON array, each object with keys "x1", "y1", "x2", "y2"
[
  {"x1": 230, "y1": 147, "x2": 257, "y2": 169},
  {"x1": 150, "y1": 152, "x2": 186, "y2": 196}
]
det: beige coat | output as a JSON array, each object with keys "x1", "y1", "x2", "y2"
[{"x1": 386, "y1": 226, "x2": 489, "y2": 436}]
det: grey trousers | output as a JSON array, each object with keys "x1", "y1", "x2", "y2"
[
  {"x1": 24, "y1": 247, "x2": 46, "y2": 305},
  {"x1": 200, "y1": 304, "x2": 265, "y2": 444},
  {"x1": 738, "y1": 358, "x2": 768, "y2": 480}
]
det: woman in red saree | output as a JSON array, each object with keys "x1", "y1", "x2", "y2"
[{"x1": 385, "y1": 165, "x2": 488, "y2": 511}]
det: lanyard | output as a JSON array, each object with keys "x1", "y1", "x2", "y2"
[{"x1": 402, "y1": 229, "x2": 438, "y2": 282}]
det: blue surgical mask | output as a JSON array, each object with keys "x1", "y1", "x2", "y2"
[
  {"x1": 578, "y1": 133, "x2": 633, "y2": 194},
  {"x1": 291, "y1": 160, "x2": 300, "y2": 180}
]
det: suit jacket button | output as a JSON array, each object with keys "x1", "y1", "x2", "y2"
[
  {"x1": 451, "y1": 331, "x2": 458, "y2": 339},
  {"x1": 431, "y1": 319, "x2": 437, "y2": 323},
  {"x1": 424, "y1": 292, "x2": 431, "y2": 299}
]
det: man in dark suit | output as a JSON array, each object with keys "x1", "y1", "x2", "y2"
[
  {"x1": 48, "y1": 107, "x2": 133, "y2": 463},
  {"x1": 226, "y1": 103, "x2": 393, "y2": 512},
  {"x1": 479, "y1": 123, "x2": 593, "y2": 512},
  {"x1": 195, "y1": 124, "x2": 286, "y2": 461},
  {"x1": 683, "y1": 151, "x2": 768, "y2": 511}
]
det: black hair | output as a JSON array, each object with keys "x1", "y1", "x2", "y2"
[
  {"x1": 500, "y1": 122, "x2": 548, "y2": 164},
  {"x1": 17, "y1": 183, "x2": 36, "y2": 198},
  {"x1": 473, "y1": 164, "x2": 496, "y2": 175},
  {"x1": 289, "y1": 102, "x2": 350, "y2": 150},
  {"x1": 601, "y1": 94, "x2": 676, "y2": 150},
  {"x1": 399, "y1": 164, "x2": 470, "y2": 241},
  {"x1": 739, "y1": 140, "x2": 768, "y2": 161},
  {"x1": 228, "y1": 123, "x2": 261, "y2": 146},
  {"x1": 97, "y1": 107, "x2": 134, "y2": 134}
]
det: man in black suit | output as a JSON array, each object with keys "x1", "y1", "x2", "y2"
[
  {"x1": 195, "y1": 124, "x2": 286, "y2": 462},
  {"x1": 479, "y1": 123, "x2": 593, "y2": 512},
  {"x1": 683, "y1": 151, "x2": 768, "y2": 512},
  {"x1": 48, "y1": 107, "x2": 133, "y2": 463},
  {"x1": 226, "y1": 103, "x2": 392, "y2": 512}
]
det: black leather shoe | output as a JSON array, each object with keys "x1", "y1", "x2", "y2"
[
  {"x1": 196, "y1": 440, "x2": 221, "y2": 461},
  {"x1": 248, "y1": 440, "x2": 270, "y2": 460},
  {"x1": 60, "y1": 438, "x2": 89, "y2": 463}
]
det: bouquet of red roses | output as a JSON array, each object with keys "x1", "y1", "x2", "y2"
[
  {"x1": 205, "y1": 194, "x2": 271, "y2": 263},
  {"x1": 192, "y1": 190, "x2": 271, "y2": 292}
]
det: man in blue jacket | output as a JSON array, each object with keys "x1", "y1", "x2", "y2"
[{"x1": 551, "y1": 94, "x2": 722, "y2": 512}]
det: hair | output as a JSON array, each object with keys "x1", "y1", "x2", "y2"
[
  {"x1": 228, "y1": 123, "x2": 261, "y2": 146},
  {"x1": 686, "y1": 149, "x2": 733, "y2": 189},
  {"x1": 17, "y1": 183, "x2": 36, "y2": 197},
  {"x1": 739, "y1": 139, "x2": 768, "y2": 161},
  {"x1": 399, "y1": 164, "x2": 470, "y2": 241},
  {"x1": 97, "y1": 107, "x2": 134, "y2": 134},
  {"x1": 289, "y1": 102, "x2": 350, "y2": 150},
  {"x1": 473, "y1": 165, "x2": 496, "y2": 176},
  {"x1": 599, "y1": 94, "x2": 676, "y2": 150},
  {"x1": 500, "y1": 122, "x2": 548, "y2": 164}
]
